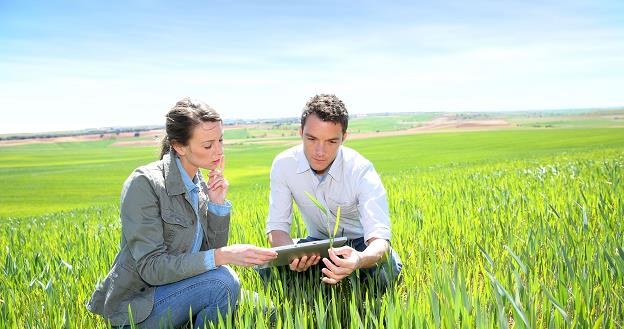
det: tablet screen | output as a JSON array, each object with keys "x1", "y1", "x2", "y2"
[{"x1": 256, "y1": 236, "x2": 348, "y2": 269}]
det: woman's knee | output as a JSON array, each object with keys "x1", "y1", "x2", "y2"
[
  {"x1": 195, "y1": 266, "x2": 240, "y2": 304},
  {"x1": 219, "y1": 265, "x2": 241, "y2": 304}
]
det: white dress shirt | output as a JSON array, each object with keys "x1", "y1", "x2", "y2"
[{"x1": 266, "y1": 144, "x2": 391, "y2": 242}]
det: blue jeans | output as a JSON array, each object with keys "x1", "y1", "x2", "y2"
[
  {"x1": 258, "y1": 236, "x2": 402, "y2": 295},
  {"x1": 124, "y1": 266, "x2": 240, "y2": 329}
]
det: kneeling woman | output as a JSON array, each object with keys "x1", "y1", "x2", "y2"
[{"x1": 87, "y1": 98, "x2": 277, "y2": 328}]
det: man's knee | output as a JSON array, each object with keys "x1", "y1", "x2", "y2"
[{"x1": 377, "y1": 248, "x2": 402, "y2": 287}]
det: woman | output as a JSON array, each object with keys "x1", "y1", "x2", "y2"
[{"x1": 87, "y1": 98, "x2": 277, "y2": 328}]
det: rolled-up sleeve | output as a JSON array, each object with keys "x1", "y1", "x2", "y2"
[
  {"x1": 265, "y1": 159, "x2": 294, "y2": 235},
  {"x1": 203, "y1": 249, "x2": 216, "y2": 270},
  {"x1": 121, "y1": 172, "x2": 209, "y2": 286},
  {"x1": 208, "y1": 200, "x2": 231, "y2": 216},
  {"x1": 356, "y1": 163, "x2": 392, "y2": 243}
]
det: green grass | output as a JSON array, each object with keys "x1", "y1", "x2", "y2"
[{"x1": 1, "y1": 127, "x2": 623, "y2": 328}]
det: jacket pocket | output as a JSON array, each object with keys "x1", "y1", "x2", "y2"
[
  {"x1": 161, "y1": 209, "x2": 192, "y2": 247},
  {"x1": 205, "y1": 214, "x2": 230, "y2": 249}
]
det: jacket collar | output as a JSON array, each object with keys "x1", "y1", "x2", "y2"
[{"x1": 164, "y1": 150, "x2": 187, "y2": 196}]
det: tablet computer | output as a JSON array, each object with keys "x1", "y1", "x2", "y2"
[{"x1": 256, "y1": 236, "x2": 348, "y2": 269}]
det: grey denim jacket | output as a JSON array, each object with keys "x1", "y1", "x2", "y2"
[{"x1": 86, "y1": 151, "x2": 230, "y2": 326}]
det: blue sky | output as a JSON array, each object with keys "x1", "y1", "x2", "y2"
[{"x1": 1, "y1": 0, "x2": 623, "y2": 134}]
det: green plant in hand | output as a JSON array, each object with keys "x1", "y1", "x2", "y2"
[{"x1": 304, "y1": 191, "x2": 341, "y2": 248}]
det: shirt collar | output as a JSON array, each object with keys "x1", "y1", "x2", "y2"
[
  {"x1": 175, "y1": 156, "x2": 200, "y2": 193},
  {"x1": 296, "y1": 145, "x2": 343, "y2": 182}
]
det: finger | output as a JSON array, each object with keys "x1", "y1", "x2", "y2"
[
  {"x1": 252, "y1": 255, "x2": 276, "y2": 265},
  {"x1": 208, "y1": 173, "x2": 223, "y2": 183},
  {"x1": 289, "y1": 258, "x2": 300, "y2": 271},
  {"x1": 321, "y1": 276, "x2": 339, "y2": 285},
  {"x1": 220, "y1": 155, "x2": 225, "y2": 173},
  {"x1": 252, "y1": 248, "x2": 278, "y2": 258},
  {"x1": 321, "y1": 257, "x2": 343, "y2": 275},
  {"x1": 251, "y1": 253, "x2": 277, "y2": 263},
  {"x1": 255, "y1": 247, "x2": 278, "y2": 255},
  {"x1": 297, "y1": 256, "x2": 309, "y2": 271},
  {"x1": 211, "y1": 156, "x2": 223, "y2": 174},
  {"x1": 208, "y1": 169, "x2": 224, "y2": 179},
  {"x1": 303, "y1": 257, "x2": 317, "y2": 270},
  {"x1": 331, "y1": 246, "x2": 352, "y2": 255},
  {"x1": 302, "y1": 255, "x2": 316, "y2": 267},
  {"x1": 327, "y1": 249, "x2": 347, "y2": 268},
  {"x1": 321, "y1": 267, "x2": 337, "y2": 279},
  {"x1": 209, "y1": 180, "x2": 225, "y2": 191},
  {"x1": 247, "y1": 258, "x2": 265, "y2": 266},
  {"x1": 247, "y1": 250, "x2": 277, "y2": 263},
  {"x1": 311, "y1": 255, "x2": 321, "y2": 265},
  {"x1": 209, "y1": 178, "x2": 227, "y2": 190},
  {"x1": 321, "y1": 267, "x2": 346, "y2": 282}
]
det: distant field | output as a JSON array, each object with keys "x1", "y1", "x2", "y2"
[
  {"x1": 3, "y1": 109, "x2": 622, "y2": 148},
  {"x1": 0, "y1": 141, "x2": 285, "y2": 217},
  {"x1": 348, "y1": 114, "x2": 436, "y2": 132},
  {"x1": 504, "y1": 109, "x2": 624, "y2": 128},
  {"x1": 1, "y1": 128, "x2": 623, "y2": 218}
]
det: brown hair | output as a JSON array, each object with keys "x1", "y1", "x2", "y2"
[
  {"x1": 301, "y1": 94, "x2": 349, "y2": 134},
  {"x1": 160, "y1": 97, "x2": 221, "y2": 159}
]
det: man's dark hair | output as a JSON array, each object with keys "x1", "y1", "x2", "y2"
[{"x1": 301, "y1": 94, "x2": 348, "y2": 134}]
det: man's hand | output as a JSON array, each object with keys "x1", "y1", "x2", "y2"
[
  {"x1": 321, "y1": 246, "x2": 361, "y2": 284},
  {"x1": 268, "y1": 230, "x2": 321, "y2": 272},
  {"x1": 289, "y1": 254, "x2": 321, "y2": 272}
]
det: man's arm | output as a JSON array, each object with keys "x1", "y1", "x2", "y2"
[
  {"x1": 356, "y1": 237, "x2": 390, "y2": 268},
  {"x1": 267, "y1": 230, "x2": 294, "y2": 247},
  {"x1": 321, "y1": 161, "x2": 392, "y2": 284}
]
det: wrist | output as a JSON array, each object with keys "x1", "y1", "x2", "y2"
[
  {"x1": 354, "y1": 251, "x2": 362, "y2": 269},
  {"x1": 214, "y1": 247, "x2": 229, "y2": 266}
]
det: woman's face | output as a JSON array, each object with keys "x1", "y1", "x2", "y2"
[{"x1": 175, "y1": 121, "x2": 224, "y2": 175}]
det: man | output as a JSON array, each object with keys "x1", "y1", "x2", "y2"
[{"x1": 265, "y1": 94, "x2": 401, "y2": 290}]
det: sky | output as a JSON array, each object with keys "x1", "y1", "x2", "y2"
[{"x1": 1, "y1": 0, "x2": 623, "y2": 134}]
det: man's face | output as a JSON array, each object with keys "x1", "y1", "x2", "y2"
[{"x1": 300, "y1": 113, "x2": 346, "y2": 175}]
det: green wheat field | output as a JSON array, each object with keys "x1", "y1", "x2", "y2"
[{"x1": 1, "y1": 127, "x2": 623, "y2": 328}]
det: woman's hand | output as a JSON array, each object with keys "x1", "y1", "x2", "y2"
[
  {"x1": 207, "y1": 156, "x2": 228, "y2": 204},
  {"x1": 215, "y1": 244, "x2": 278, "y2": 267}
]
